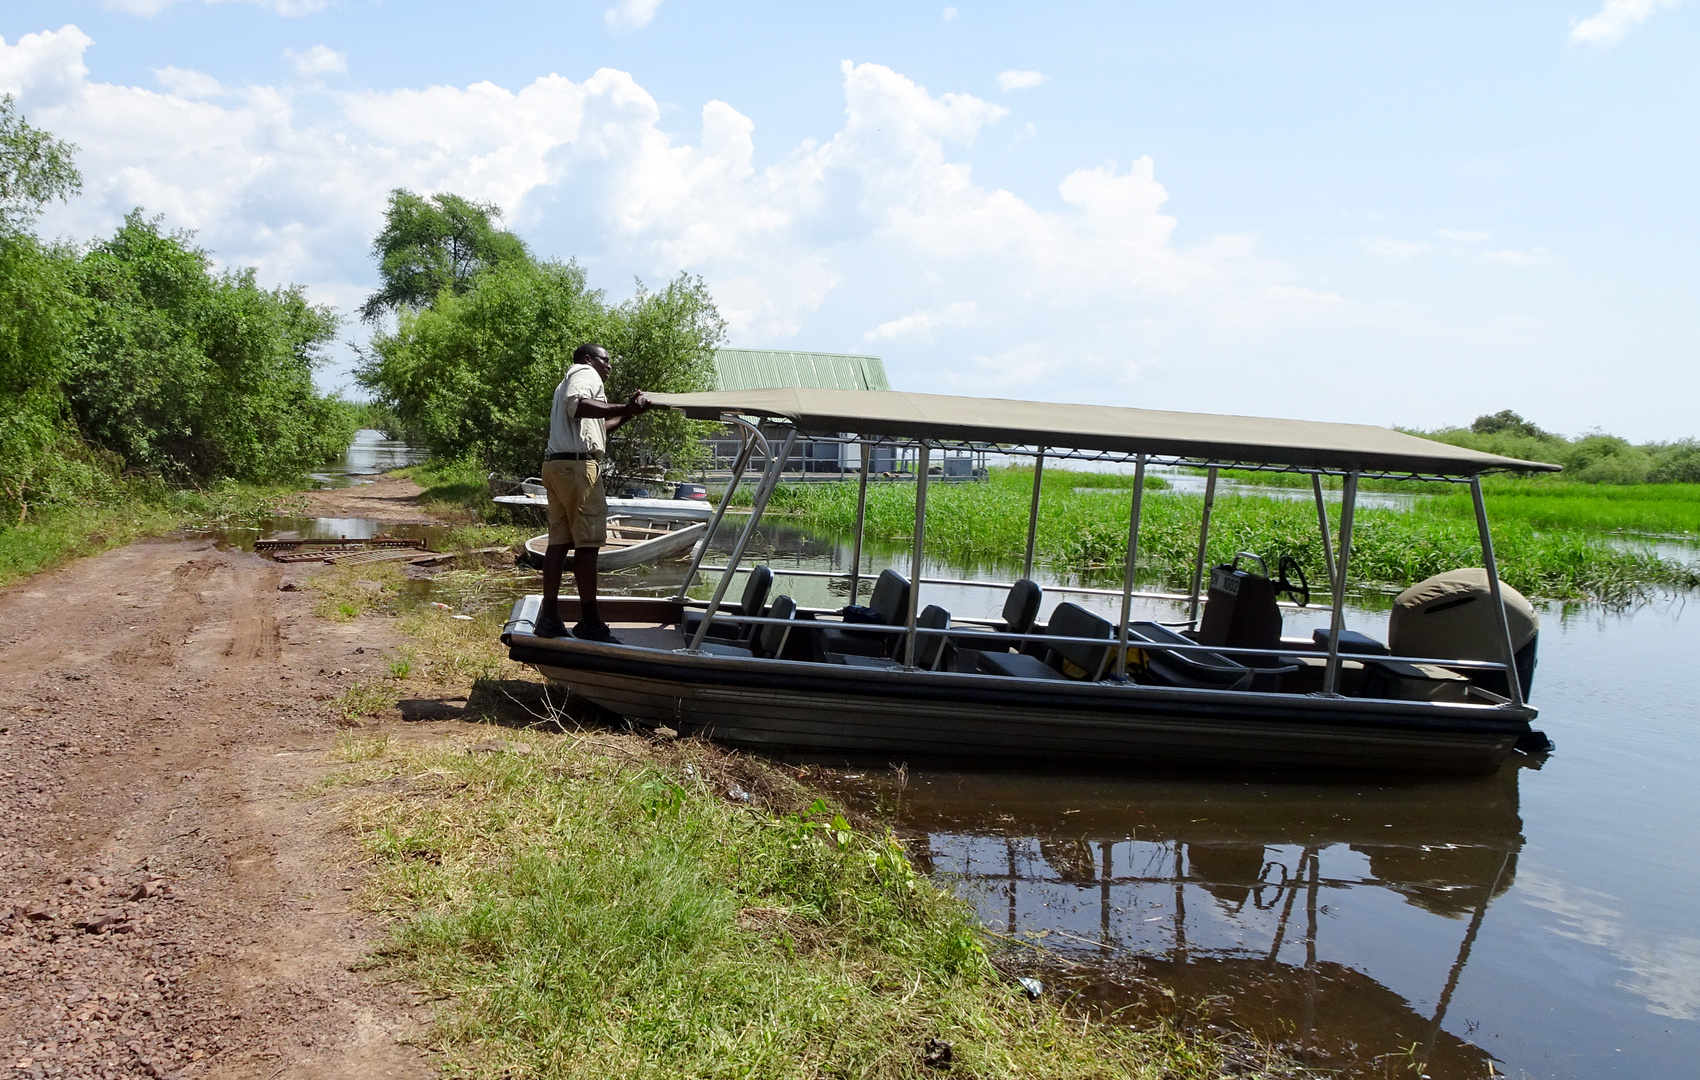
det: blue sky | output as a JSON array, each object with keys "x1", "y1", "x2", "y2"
[{"x1": 3, "y1": 1, "x2": 1695, "y2": 439}]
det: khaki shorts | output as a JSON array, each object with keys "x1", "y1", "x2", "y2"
[{"x1": 541, "y1": 458, "x2": 607, "y2": 548}]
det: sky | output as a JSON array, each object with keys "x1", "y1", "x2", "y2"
[{"x1": 2, "y1": 1, "x2": 1695, "y2": 440}]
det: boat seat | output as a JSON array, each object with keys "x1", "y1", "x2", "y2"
[
  {"x1": 812, "y1": 569, "x2": 909, "y2": 660},
  {"x1": 683, "y1": 564, "x2": 772, "y2": 644},
  {"x1": 829, "y1": 605, "x2": 952, "y2": 670},
  {"x1": 1042, "y1": 602, "x2": 1115, "y2": 680},
  {"x1": 1311, "y1": 628, "x2": 1390, "y2": 655},
  {"x1": 1125, "y1": 621, "x2": 1254, "y2": 690},
  {"x1": 950, "y1": 578, "x2": 1042, "y2": 653},
  {"x1": 976, "y1": 650, "x2": 1069, "y2": 680},
  {"x1": 695, "y1": 596, "x2": 797, "y2": 659}
]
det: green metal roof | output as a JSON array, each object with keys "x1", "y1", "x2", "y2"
[{"x1": 713, "y1": 349, "x2": 890, "y2": 392}]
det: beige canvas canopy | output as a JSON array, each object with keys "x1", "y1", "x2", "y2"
[{"x1": 648, "y1": 388, "x2": 1560, "y2": 476}]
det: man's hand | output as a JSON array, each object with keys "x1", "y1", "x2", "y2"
[{"x1": 629, "y1": 391, "x2": 654, "y2": 414}]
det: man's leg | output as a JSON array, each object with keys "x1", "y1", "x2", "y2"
[
  {"x1": 572, "y1": 546, "x2": 601, "y2": 628},
  {"x1": 535, "y1": 542, "x2": 571, "y2": 637}
]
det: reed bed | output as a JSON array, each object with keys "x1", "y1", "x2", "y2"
[{"x1": 753, "y1": 470, "x2": 1698, "y2": 604}]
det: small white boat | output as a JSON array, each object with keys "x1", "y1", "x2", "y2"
[
  {"x1": 493, "y1": 489, "x2": 714, "y2": 522},
  {"x1": 518, "y1": 517, "x2": 706, "y2": 571}
]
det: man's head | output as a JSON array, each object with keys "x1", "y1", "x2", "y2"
[{"x1": 573, "y1": 342, "x2": 612, "y2": 378}]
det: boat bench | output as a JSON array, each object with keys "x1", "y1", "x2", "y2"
[{"x1": 976, "y1": 602, "x2": 1112, "y2": 681}]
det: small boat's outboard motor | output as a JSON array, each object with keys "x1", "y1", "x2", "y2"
[{"x1": 1388, "y1": 569, "x2": 1538, "y2": 700}]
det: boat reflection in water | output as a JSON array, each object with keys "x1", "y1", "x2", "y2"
[{"x1": 837, "y1": 764, "x2": 1529, "y2": 1078}]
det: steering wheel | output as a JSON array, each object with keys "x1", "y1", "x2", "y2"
[{"x1": 1275, "y1": 555, "x2": 1310, "y2": 608}]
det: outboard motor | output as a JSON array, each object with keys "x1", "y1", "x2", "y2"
[{"x1": 1388, "y1": 569, "x2": 1538, "y2": 699}]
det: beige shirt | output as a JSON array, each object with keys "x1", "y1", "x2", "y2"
[{"x1": 547, "y1": 363, "x2": 607, "y2": 457}]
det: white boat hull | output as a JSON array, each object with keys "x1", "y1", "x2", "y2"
[{"x1": 519, "y1": 519, "x2": 705, "y2": 571}]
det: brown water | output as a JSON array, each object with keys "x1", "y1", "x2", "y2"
[{"x1": 703, "y1": 520, "x2": 1700, "y2": 1079}]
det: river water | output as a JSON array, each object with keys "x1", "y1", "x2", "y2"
[
  {"x1": 220, "y1": 441, "x2": 1700, "y2": 1079},
  {"x1": 687, "y1": 520, "x2": 1700, "y2": 1080}
]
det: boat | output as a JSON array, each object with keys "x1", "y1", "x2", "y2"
[
  {"x1": 516, "y1": 517, "x2": 706, "y2": 571},
  {"x1": 500, "y1": 387, "x2": 1558, "y2": 776},
  {"x1": 492, "y1": 478, "x2": 714, "y2": 522}
]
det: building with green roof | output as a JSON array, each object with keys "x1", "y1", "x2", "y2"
[
  {"x1": 705, "y1": 349, "x2": 892, "y2": 475},
  {"x1": 712, "y1": 349, "x2": 890, "y2": 393}
]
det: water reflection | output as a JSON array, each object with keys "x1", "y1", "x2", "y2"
[{"x1": 832, "y1": 768, "x2": 1527, "y2": 1077}]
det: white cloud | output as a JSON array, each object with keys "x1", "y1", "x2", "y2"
[
  {"x1": 996, "y1": 69, "x2": 1047, "y2": 91},
  {"x1": 284, "y1": 45, "x2": 345, "y2": 77},
  {"x1": 1438, "y1": 228, "x2": 1490, "y2": 242},
  {"x1": 605, "y1": 0, "x2": 664, "y2": 31},
  {"x1": 1480, "y1": 247, "x2": 1551, "y2": 266},
  {"x1": 1570, "y1": 0, "x2": 1683, "y2": 46},
  {"x1": 1520, "y1": 871, "x2": 1700, "y2": 1020},
  {"x1": 1360, "y1": 236, "x2": 1433, "y2": 260},
  {"x1": 1266, "y1": 285, "x2": 1344, "y2": 304},
  {"x1": 943, "y1": 7, "x2": 958, "y2": 21},
  {"x1": 103, "y1": 0, "x2": 329, "y2": 15},
  {"x1": 5, "y1": 27, "x2": 1327, "y2": 405},
  {"x1": 865, "y1": 300, "x2": 979, "y2": 341},
  {"x1": 153, "y1": 65, "x2": 222, "y2": 99}
]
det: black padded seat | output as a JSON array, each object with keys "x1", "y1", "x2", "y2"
[
  {"x1": 951, "y1": 578, "x2": 1043, "y2": 653},
  {"x1": 1126, "y1": 621, "x2": 1301, "y2": 691},
  {"x1": 829, "y1": 605, "x2": 951, "y2": 670},
  {"x1": 683, "y1": 564, "x2": 772, "y2": 644},
  {"x1": 813, "y1": 569, "x2": 910, "y2": 660},
  {"x1": 694, "y1": 595, "x2": 796, "y2": 659},
  {"x1": 1042, "y1": 602, "x2": 1115, "y2": 680},
  {"x1": 977, "y1": 651, "x2": 1069, "y2": 680}
]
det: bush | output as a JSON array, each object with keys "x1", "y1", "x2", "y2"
[{"x1": 68, "y1": 212, "x2": 356, "y2": 484}]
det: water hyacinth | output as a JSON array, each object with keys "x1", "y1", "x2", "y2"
[{"x1": 752, "y1": 471, "x2": 1699, "y2": 605}]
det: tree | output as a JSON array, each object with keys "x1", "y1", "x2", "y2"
[
  {"x1": 359, "y1": 189, "x2": 531, "y2": 322},
  {"x1": 0, "y1": 95, "x2": 81, "y2": 234},
  {"x1": 358, "y1": 261, "x2": 723, "y2": 480},
  {"x1": 69, "y1": 212, "x2": 353, "y2": 483},
  {"x1": 1470, "y1": 409, "x2": 1551, "y2": 441}
]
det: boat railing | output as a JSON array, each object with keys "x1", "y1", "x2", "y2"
[
  {"x1": 672, "y1": 607, "x2": 1518, "y2": 681},
  {"x1": 688, "y1": 563, "x2": 1334, "y2": 611}
]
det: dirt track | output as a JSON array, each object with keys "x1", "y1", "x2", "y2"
[{"x1": 0, "y1": 540, "x2": 435, "y2": 1079}]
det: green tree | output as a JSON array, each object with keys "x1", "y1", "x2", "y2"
[
  {"x1": 358, "y1": 261, "x2": 723, "y2": 480},
  {"x1": 69, "y1": 212, "x2": 354, "y2": 483},
  {"x1": 359, "y1": 189, "x2": 531, "y2": 322},
  {"x1": 1470, "y1": 409, "x2": 1552, "y2": 441},
  {"x1": 0, "y1": 94, "x2": 81, "y2": 234}
]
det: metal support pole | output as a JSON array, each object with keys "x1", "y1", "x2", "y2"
[
  {"x1": 1115, "y1": 455, "x2": 1147, "y2": 680},
  {"x1": 688, "y1": 427, "x2": 798, "y2": 652},
  {"x1": 847, "y1": 442, "x2": 872, "y2": 604},
  {"x1": 1311, "y1": 473, "x2": 1337, "y2": 592},
  {"x1": 905, "y1": 442, "x2": 931, "y2": 668},
  {"x1": 1470, "y1": 476, "x2": 1526, "y2": 707},
  {"x1": 1320, "y1": 472, "x2": 1359, "y2": 696},
  {"x1": 676, "y1": 417, "x2": 761, "y2": 599},
  {"x1": 1187, "y1": 467, "x2": 1219, "y2": 625},
  {"x1": 1022, "y1": 450, "x2": 1045, "y2": 580}
]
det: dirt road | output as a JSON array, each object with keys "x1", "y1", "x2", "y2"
[
  {"x1": 0, "y1": 540, "x2": 435, "y2": 1079},
  {"x1": 290, "y1": 476, "x2": 442, "y2": 524}
]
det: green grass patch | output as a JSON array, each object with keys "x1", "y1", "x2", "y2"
[
  {"x1": 1432, "y1": 481, "x2": 1700, "y2": 536},
  {"x1": 337, "y1": 732, "x2": 1276, "y2": 1079},
  {"x1": 394, "y1": 457, "x2": 493, "y2": 519},
  {"x1": 756, "y1": 470, "x2": 1699, "y2": 603}
]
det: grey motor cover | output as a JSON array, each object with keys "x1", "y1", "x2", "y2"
[{"x1": 1388, "y1": 568, "x2": 1538, "y2": 662}]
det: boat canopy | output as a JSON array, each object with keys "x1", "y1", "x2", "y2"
[{"x1": 647, "y1": 388, "x2": 1560, "y2": 477}]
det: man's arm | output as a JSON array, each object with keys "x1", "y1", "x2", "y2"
[{"x1": 575, "y1": 392, "x2": 651, "y2": 431}]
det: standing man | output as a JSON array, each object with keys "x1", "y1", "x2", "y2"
[{"x1": 535, "y1": 342, "x2": 651, "y2": 642}]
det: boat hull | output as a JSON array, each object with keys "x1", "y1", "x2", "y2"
[
  {"x1": 504, "y1": 601, "x2": 1530, "y2": 777},
  {"x1": 519, "y1": 522, "x2": 705, "y2": 571}
]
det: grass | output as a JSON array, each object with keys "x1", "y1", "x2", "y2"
[
  {"x1": 1433, "y1": 480, "x2": 1700, "y2": 536},
  {"x1": 330, "y1": 729, "x2": 1283, "y2": 1079},
  {"x1": 754, "y1": 468, "x2": 1699, "y2": 603}
]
